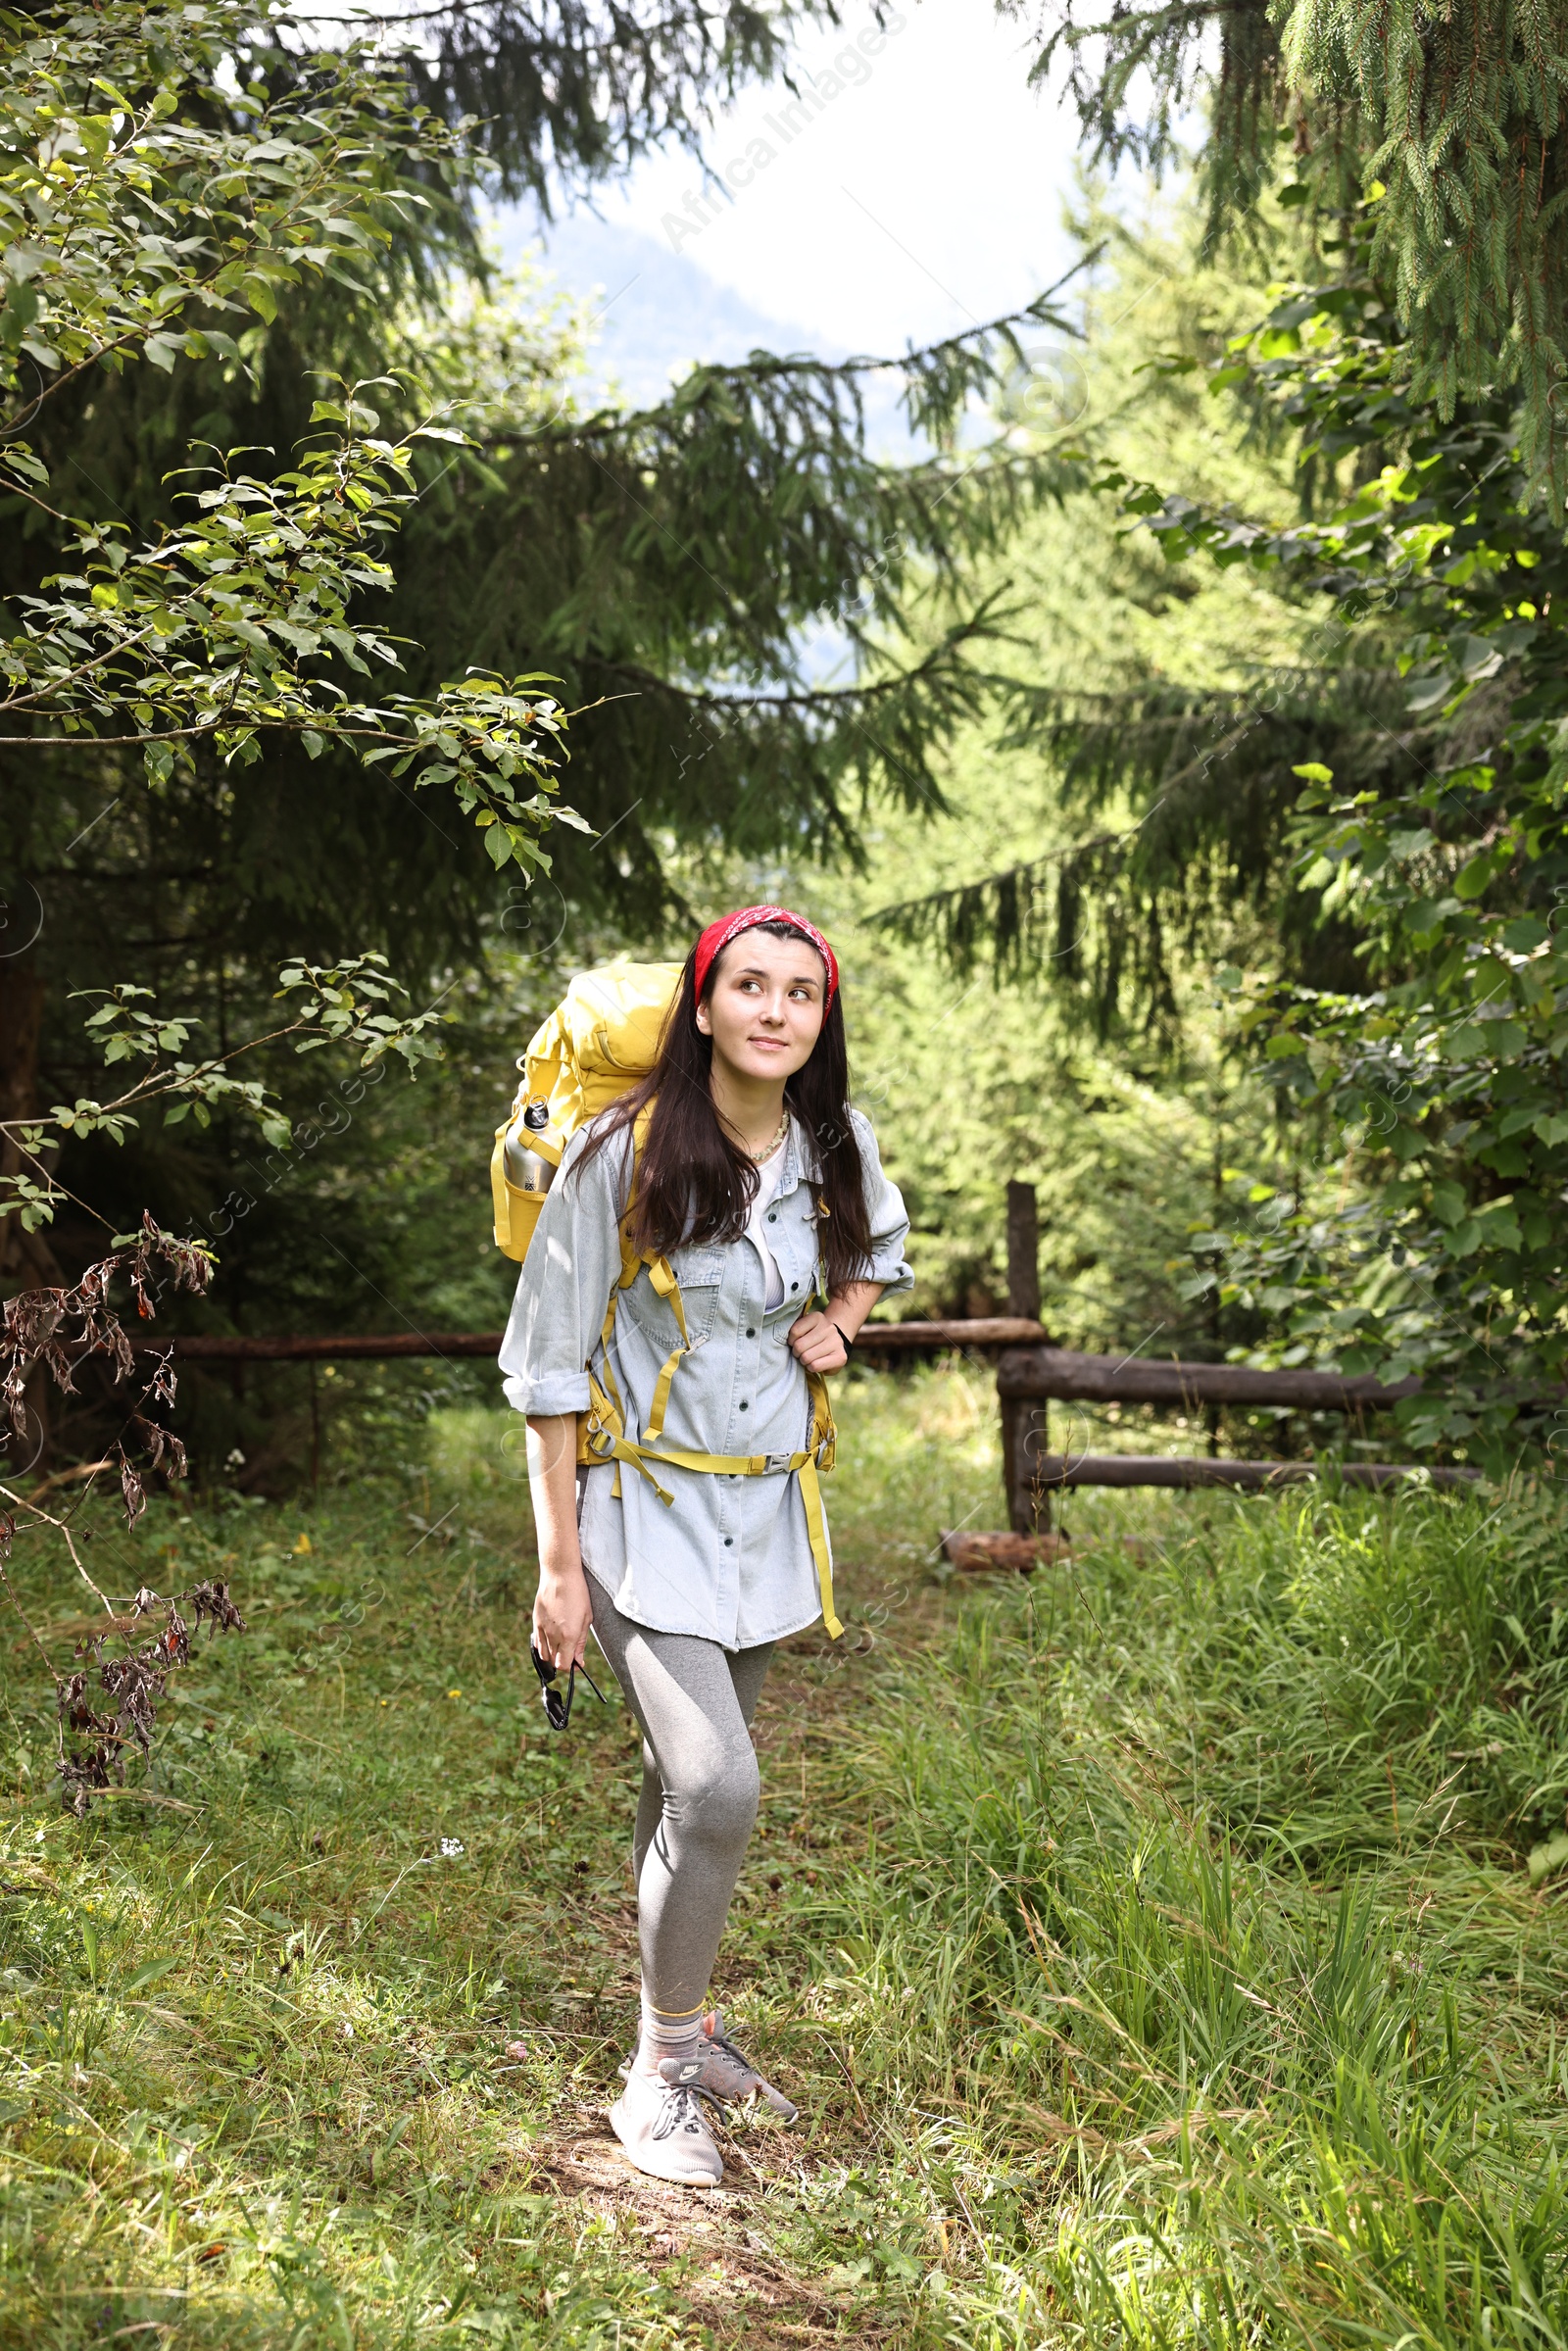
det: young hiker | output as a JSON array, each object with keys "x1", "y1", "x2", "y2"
[{"x1": 500, "y1": 906, "x2": 911, "y2": 2183}]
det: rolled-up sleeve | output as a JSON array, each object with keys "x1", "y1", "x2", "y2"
[
  {"x1": 853, "y1": 1108, "x2": 914, "y2": 1296},
  {"x1": 499, "y1": 1126, "x2": 626, "y2": 1417}
]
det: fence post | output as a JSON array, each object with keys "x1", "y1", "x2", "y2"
[
  {"x1": 1003, "y1": 1180, "x2": 1048, "y2": 1534},
  {"x1": 1005, "y1": 1181, "x2": 1040, "y2": 1323}
]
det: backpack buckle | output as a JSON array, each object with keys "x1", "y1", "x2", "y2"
[{"x1": 763, "y1": 1450, "x2": 794, "y2": 1474}]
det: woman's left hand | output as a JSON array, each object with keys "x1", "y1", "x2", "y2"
[{"x1": 788, "y1": 1308, "x2": 852, "y2": 1372}]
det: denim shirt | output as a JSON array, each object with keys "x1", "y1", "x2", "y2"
[{"x1": 499, "y1": 1108, "x2": 913, "y2": 1649}]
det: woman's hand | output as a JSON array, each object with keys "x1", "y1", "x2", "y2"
[
  {"x1": 788, "y1": 1307, "x2": 853, "y2": 1373},
  {"x1": 789, "y1": 1283, "x2": 883, "y2": 1374},
  {"x1": 532, "y1": 1557, "x2": 593, "y2": 1670}
]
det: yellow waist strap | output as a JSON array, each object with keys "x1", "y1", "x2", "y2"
[{"x1": 579, "y1": 1370, "x2": 842, "y2": 1641}]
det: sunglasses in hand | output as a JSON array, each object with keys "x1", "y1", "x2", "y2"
[{"x1": 530, "y1": 1641, "x2": 605, "y2": 1732}]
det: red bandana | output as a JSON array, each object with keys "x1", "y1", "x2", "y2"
[{"x1": 693, "y1": 905, "x2": 840, "y2": 1007}]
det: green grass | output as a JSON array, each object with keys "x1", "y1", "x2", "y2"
[{"x1": 1, "y1": 1368, "x2": 1567, "y2": 2345}]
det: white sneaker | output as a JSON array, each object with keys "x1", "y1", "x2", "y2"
[
  {"x1": 615, "y1": 2010, "x2": 799, "y2": 2122},
  {"x1": 696, "y1": 2008, "x2": 799, "y2": 2121},
  {"x1": 610, "y1": 2057, "x2": 724, "y2": 2184}
]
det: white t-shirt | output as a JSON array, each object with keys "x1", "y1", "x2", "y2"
[{"x1": 745, "y1": 1121, "x2": 799, "y2": 1309}]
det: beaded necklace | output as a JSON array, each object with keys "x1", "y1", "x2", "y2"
[{"x1": 748, "y1": 1104, "x2": 791, "y2": 1164}]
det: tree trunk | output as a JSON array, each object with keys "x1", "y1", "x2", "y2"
[{"x1": 1, "y1": 949, "x2": 67, "y2": 1471}]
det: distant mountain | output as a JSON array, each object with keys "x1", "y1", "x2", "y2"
[{"x1": 493, "y1": 209, "x2": 839, "y2": 408}]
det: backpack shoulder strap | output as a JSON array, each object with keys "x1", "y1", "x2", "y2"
[{"x1": 582, "y1": 1110, "x2": 689, "y2": 1456}]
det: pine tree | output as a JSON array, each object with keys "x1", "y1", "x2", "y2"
[
  {"x1": 1010, "y1": 0, "x2": 1568, "y2": 510},
  {"x1": 873, "y1": 659, "x2": 1421, "y2": 1036},
  {"x1": 874, "y1": 199, "x2": 1424, "y2": 1037}
]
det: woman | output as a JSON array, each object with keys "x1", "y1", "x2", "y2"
[{"x1": 500, "y1": 906, "x2": 911, "y2": 2184}]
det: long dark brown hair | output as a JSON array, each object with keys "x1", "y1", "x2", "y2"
[{"x1": 575, "y1": 920, "x2": 875, "y2": 1293}]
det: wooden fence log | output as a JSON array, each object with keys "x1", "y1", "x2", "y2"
[
  {"x1": 1033, "y1": 1452, "x2": 1480, "y2": 1491},
  {"x1": 134, "y1": 1331, "x2": 505, "y2": 1362},
  {"x1": 942, "y1": 1529, "x2": 1071, "y2": 1573},
  {"x1": 998, "y1": 1346, "x2": 1422, "y2": 1413},
  {"x1": 858, "y1": 1318, "x2": 1049, "y2": 1351},
  {"x1": 133, "y1": 1317, "x2": 1054, "y2": 1364}
]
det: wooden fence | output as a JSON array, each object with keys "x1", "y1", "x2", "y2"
[
  {"x1": 133, "y1": 1179, "x2": 1477, "y2": 1519},
  {"x1": 995, "y1": 1344, "x2": 1477, "y2": 1530}
]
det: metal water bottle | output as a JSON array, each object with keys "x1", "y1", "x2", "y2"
[{"x1": 504, "y1": 1099, "x2": 556, "y2": 1196}]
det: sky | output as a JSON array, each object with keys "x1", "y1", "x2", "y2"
[{"x1": 491, "y1": 0, "x2": 1095, "y2": 402}]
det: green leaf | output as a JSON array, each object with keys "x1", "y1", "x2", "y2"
[
  {"x1": 126, "y1": 1955, "x2": 178, "y2": 1993},
  {"x1": 1430, "y1": 1182, "x2": 1466, "y2": 1227},
  {"x1": 1403, "y1": 898, "x2": 1459, "y2": 936},
  {"x1": 1404, "y1": 675, "x2": 1453, "y2": 714},
  {"x1": 1529, "y1": 1833, "x2": 1568, "y2": 1886}
]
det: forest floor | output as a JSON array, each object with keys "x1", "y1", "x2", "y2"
[{"x1": 2, "y1": 1365, "x2": 1568, "y2": 2347}]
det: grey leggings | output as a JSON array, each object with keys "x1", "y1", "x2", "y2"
[{"x1": 586, "y1": 1571, "x2": 773, "y2": 2016}]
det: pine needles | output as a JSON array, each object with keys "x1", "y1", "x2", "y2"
[
  {"x1": 1018, "y1": 0, "x2": 1568, "y2": 511},
  {"x1": 871, "y1": 663, "x2": 1416, "y2": 1033}
]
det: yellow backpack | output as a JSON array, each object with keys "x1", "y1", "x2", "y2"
[
  {"x1": 489, "y1": 957, "x2": 842, "y2": 1638},
  {"x1": 490, "y1": 961, "x2": 682, "y2": 1264}
]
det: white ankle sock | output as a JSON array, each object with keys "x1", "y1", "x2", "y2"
[{"x1": 636, "y1": 1991, "x2": 704, "y2": 2078}]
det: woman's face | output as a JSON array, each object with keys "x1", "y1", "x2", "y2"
[{"x1": 696, "y1": 929, "x2": 827, "y2": 1087}]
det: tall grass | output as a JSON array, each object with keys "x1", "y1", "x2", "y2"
[
  {"x1": 820, "y1": 1471, "x2": 1568, "y2": 2346},
  {"x1": 0, "y1": 1370, "x2": 1564, "y2": 2345}
]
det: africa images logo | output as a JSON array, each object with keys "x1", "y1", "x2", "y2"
[{"x1": 662, "y1": 14, "x2": 909, "y2": 252}]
